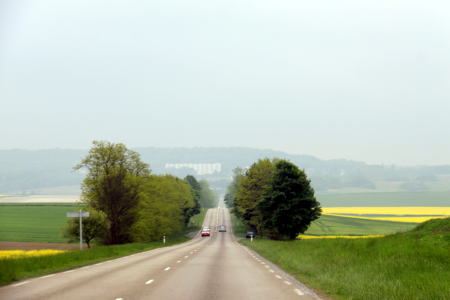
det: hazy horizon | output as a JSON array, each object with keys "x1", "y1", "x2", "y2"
[{"x1": 1, "y1": 0, "x2": 449, "y2": 166}]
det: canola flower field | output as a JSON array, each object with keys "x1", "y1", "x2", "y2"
[
  {"x1": 322, "y1": 207, "x2": 450, "y2": 223},
  {"x1": 0, "y1": 250, "x2": 67, "y2": 259}
]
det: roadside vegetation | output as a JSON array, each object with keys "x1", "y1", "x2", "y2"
[
  {"x1": 226, "y1": 159, "x2": 321, "y2": 240},
  {"x1": 0, "y1": 237, "x2": 188, "y2": 286},
  {"x1": 241, "y1": 218, "x2": 450, "y2": 300}
]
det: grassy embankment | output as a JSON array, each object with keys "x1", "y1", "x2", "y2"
[
  {"x1": 241, "y1": 218, "x2": 450, "y2": 300},
  {"x1": 0, "y1": 239, "x2": 188, "y2": 285},
  {"x1": 0, "y1": 203, "x2": 208, "y2": 286}
]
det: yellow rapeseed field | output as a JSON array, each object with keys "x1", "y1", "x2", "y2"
[
  {"x1": 0, "y1": 250, "x2": 67, "y2": 259},
  {"x1": 322, "y1": 207, "x2": 450, "y2": 223},
  {"x1": 322, "y1": 207, "x2": 450, "y2": 215},
  {"x1": 299, "y1": 235, "x2": 384, "y2": 239}
]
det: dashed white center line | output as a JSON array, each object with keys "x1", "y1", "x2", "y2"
[
  {"x1": 284, "y1": 280, "x2": 292, "y2": 285},
  {"x1": 185, "y1": 256, "x2": 189, "y2": 258},
  {"x1": 275, "y1": 275, "x2": 282, "y2": 279},
  {"x1": 164, "y1": 267, "x2": 171, "y2": 271},
  {"x1": 177, "y1": 260, "x2": 182, "y2": 263},
  {"x1": 145, "y1": 279, "x2": 154, "y2": 285},
  {"x1": 294, "y1": 288, "x2": 305, "y2": 296},
  {"x1": 115, "y1": 298, "x2": 124, "y2": 300},
  {"x1": 12, "y1": 281, "x2": 30, "y2": 287}
]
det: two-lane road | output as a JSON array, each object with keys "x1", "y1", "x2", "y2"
[{"x1": 0, "y1": 202, "x2": 323, "y2": 300}]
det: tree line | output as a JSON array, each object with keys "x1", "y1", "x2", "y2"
[
  {"x1": 65, "y1": 141, "x2": 217, "y2": 247},
  {"x1": 225, "y1": 159, "x2": 321, "y2": 240}
]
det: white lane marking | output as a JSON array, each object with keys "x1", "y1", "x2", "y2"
[
  {"x1": 115, "y1": 298, "x2": 124, "y2": 300},
  {"x1": 164, "y1": 267, "x2": 171, "y2": 271},
  {"x1": 12, "y1": 281, "x2": 30, "y2": 287},
  {"x1": 145, "y1": 279, "x2": 154, "y2": 285},
  {"x1": 275, "y1": 275, "x2": 282, "y2": 279},
  {"x1": 40, "y1": 274, "x2": 55, "y2": 279},
  {"x1": 294, "y1": 288, "x2": 305, "y2": 296},
  {"x1": 62, "y1": 270, "x2": 74, "y2": 274},
  {"x1": 177, "y1": 260, "x2": 182, "y2": 263},
  {"x1": 284, "y1": 280, "x2": 292, "y2": 285},
  {"x1": 261, "y1": 262, "x2": 266, "y2": 265},
  {"x1": 269, "y1": 269, "x2": 275, "y2": 273},
  {"x1": 264, "y1": 265, "x2": 270, "y2": 268},
  {"x1": 185, "y1": 256, "x2": 189, "y2": 258}
]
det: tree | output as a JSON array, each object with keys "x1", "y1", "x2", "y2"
[
  {"x1": 198, "y1": 180, "x2": 217, "y2": 208},
  {"x1": 74, "y1": 141, "x2": 150, "y2": 244},
  {"x1": 234, "y1": 159, "x2": 275, "y2": 233},
  {"x1": 131, "y1": 175, "x2": 195, "y2": 242},
  {"x1": 184, "y1": 175, "x2": 201, "y2": 219},
  {"x1": 258, "y1": 160, "x2": 321, "y2": 240},
  {"x1": 63, "y1": 209, "x2": 107, "y2": 248},
  {"x1": 224, "y1": 168, "x2": 244, "y2": 208}
]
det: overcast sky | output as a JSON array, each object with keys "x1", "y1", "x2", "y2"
[{"x1": 1, "y1": 0, "x2": 449, "y2": 165}]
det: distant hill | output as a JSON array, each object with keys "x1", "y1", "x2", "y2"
[{"x1": 1, "y1": 147, "x2": 450, "y2": 194}]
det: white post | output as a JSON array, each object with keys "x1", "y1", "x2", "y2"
[
  {"x1": 79, "y1": 209, "x2": 83, "y2": 250},
  {"x1": 163, "y1": 235, "x2": 166, "y2": 244},
  {"x1": 251, "y1": 234, "x2": 253, "y2": 242}
]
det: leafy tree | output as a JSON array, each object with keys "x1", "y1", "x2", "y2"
[
  {"x1": 184, "y1": 175, "x2": 201, "y2": 219},
  {"x1": 198, "y1": 180, "x2": 217, "y2": 208},
  {"x1": 258, "y1": 160, "x2": 321, "y2": 240},
  {"x1": 74, "y1": 141, "x2": 150, "y2": 244},
  {"x1": 224, "y1": 168, "x2": 244, "y2": 208},
  {"x1": 131, "y1": 175, "x2": 195, "y2": 242},
  {"x1": 234, "y1": 159, "x2": 275, "y2": 233},
  {"x1": 63, "y1": 209, "x2": 107, "y2": 248}
]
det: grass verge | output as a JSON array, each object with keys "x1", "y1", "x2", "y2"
[
  {"x1": 241, "y1": 218, "x2": 450, "y2": 300},
  {"x1": 0, "y1": 236, "x2": 188, "y2": 286}
]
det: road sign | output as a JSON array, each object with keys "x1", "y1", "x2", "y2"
[
  {"x1": 67, "y1": 211, "x2": 90, "y2": 218},
  {"x1": 66, "y1": 210, "x2": 90, "y2": 250}
]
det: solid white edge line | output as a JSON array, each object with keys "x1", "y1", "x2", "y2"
[
  {"x1": 145, "y1": 279, "x2": 154, "y2": 285},
  {"x1": 12, "y1": 281, "x2": 30, "y2": 287},
  {"x1": 40, "y1": 274, "x2": 55, "y2": 279},
  {"x1": 294, "y1": 288, "x2": 305, "y2": 296}
]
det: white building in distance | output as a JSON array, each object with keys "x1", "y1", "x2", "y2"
[{"x1": 164, "y1": 163, "x2": 222, "y2": 175}]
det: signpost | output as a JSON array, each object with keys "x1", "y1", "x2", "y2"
[{"x1": 66, "y1": 210, "x2": 90, "y2": 250}]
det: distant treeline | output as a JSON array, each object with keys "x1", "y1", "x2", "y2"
[
  {"x1": 65, "y1": 141, "x2": 217, "y2": 246},
  {"x1": 1, "y1": 147, "x2": 450, "y2": 194}
]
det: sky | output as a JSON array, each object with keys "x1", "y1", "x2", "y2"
[{"x1": 1, "y1": 0, "x2": 449, "y2": 166}]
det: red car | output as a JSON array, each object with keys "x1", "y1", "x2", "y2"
[{"x1": 201, "y1": 227, "x2": 211, "y2": 237}]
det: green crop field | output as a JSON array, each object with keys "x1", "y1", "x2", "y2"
[
  {"x1": 317, "y1": 191, "x2": 450, "y2": 207},
  {"x1": 305, "y1": 214, "x2": 417, "y2": 236},
  {"x1": 0, "y1": 204, "x2": 82, "y2": 243}
]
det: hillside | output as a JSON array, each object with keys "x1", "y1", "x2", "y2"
[{"x1": 1, "y1": 147, "x2": 450, "y2": 194}]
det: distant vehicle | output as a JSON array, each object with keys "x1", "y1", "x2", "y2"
[
  {"x1": 201, "y1": 227, "x2": 211, "y2": 237},
  {"x1": 218, "y1": 225, "x2": 226, "y2": 232},
  {"x1": 245, "y1": 231, "x2": 255, "y2": 238}
]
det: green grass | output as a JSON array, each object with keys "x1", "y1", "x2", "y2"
[
  {"x1": 241, "y1": 218, "x2": 450, "y2": 300},
  {"x1": 305, "y1": 214, "x2": 417, "y2": 236},
  {"x1": 0, "y1": 237, "x2": 188, "y2": 286},
  {"x1": 0, "y1": 204, "x2": 82, "y2": 243},
  {"x1": 317, "y1": 191, "x2": 450, "y2": 207}
]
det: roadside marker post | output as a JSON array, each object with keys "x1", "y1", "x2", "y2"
[
  {"x1": 163, "y1": 235, "x2": 166, "y2": 244},
  {"x1": 67, "y1": 210, "x2": 90, "y2": 250},
  {"x1": 251, "y1": 234, "x2": 253, "y2": 242}
]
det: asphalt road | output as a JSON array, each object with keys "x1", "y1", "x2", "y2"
[{"x1": 0, "y1": 201, "x2": 323, "y2": 300}]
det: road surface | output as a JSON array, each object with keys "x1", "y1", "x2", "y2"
[{"x1": 0, "y1": 201, "x2": 323, "y2": 300}]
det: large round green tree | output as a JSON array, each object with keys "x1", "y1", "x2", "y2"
[{"x1": 258, "y1": 160, "x2": 321, "y2": 240}]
